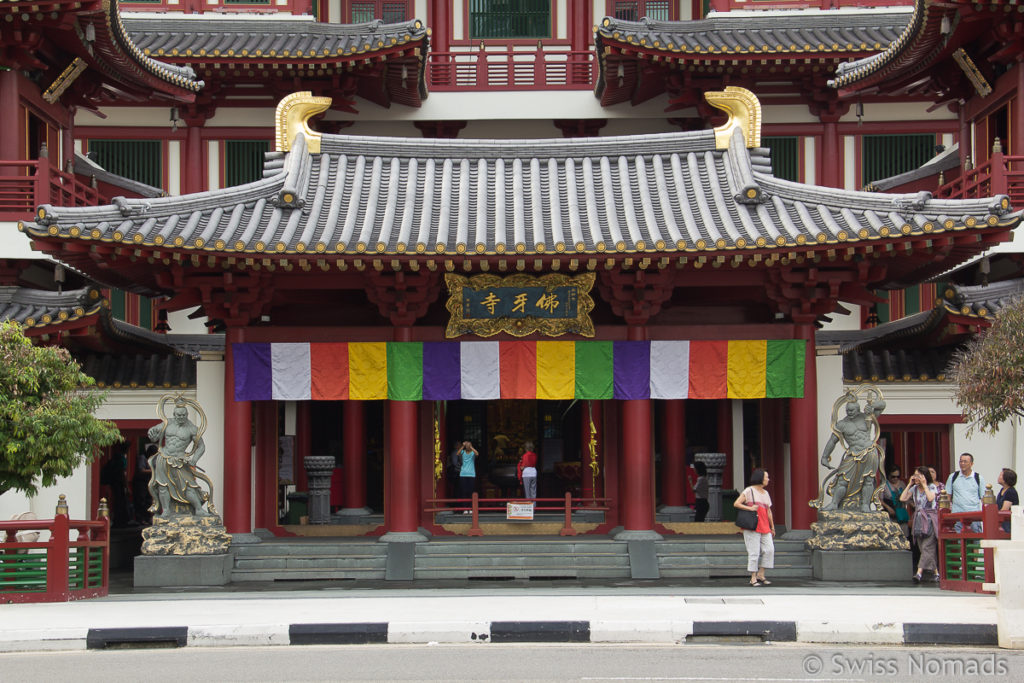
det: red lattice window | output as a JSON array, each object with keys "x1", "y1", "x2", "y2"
[
  {"x1": 348, "y1": 0, "x2": 409, "y2": 22},
  {"x1": 610, "y1": 1, "x2": 672, "y2": 21}
]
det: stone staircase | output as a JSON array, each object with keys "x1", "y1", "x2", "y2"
[
  {"x1": 228, "y1": 535, "x2": 811, "y2": 582},
  {"x1": 231, "y1": 539, "x2": 387, "y2": 581},
  {"x1": 657, "y1": 537, "x2": 812, "y2": 579},
  {"x1": 413, "y1": 537, "x2": 631, "y2": 580}
]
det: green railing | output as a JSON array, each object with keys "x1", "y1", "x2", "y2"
[
  {"x1": 937, "y1": 497, "x2": 1010, "y2": 593},
  {"x1": 1, "y1": 495, "x2": 110, "y2": 603}
]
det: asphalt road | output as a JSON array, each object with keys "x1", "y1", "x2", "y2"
[{"x1": 1, "y1": 644, "x2": 1020, "y2": 683}]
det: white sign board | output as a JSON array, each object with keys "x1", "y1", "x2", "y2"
[{"x1": 507, "y1": 501, "x2": 535, "y2": 520}]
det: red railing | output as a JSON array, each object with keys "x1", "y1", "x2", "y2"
[
  {"x1": 426, "y1": 492, "x2": 610, "y2": 536},
  {"x1": 936, "y1": 152, "x2": 1024, "y2": 208},
  {"x1": 0, "y1": 495, "x2": 110, "y2": 604},
  {"x1": 428, "y1": 47, "x2": 595, "y2": 91},
  {"x1": 0, "y1": 159, "x2": 101, "y2": 221},
  {"x1": 937, "y1": 502, "x2": 1010, "y2": 594}
]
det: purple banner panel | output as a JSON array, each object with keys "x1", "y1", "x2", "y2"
[
  {"x1": 233, "y1": 343, "x2": 272, "y2": 401},
  {"x1": 613, "y1": 340, "x2": 651, "y2": 400},
  {"x1": 422, "y1": 341, "x2": 462, "y2": 400}
]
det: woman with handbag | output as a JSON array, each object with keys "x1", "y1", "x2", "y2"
[{"x1": 734, "y1": 468, "x2": 776, "y2": 586}]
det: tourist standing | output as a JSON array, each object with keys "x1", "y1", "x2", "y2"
[
  {"x1": 693, "y1": 461, "x2": 709, "y2": 522},
  {"x1": 901, "y1": 466, "x2": 938, "y2": 582},
  {"x1": 945, "y1": 453, "x2": 985, "y2": 532},
  {"x1": 458, "y1": 440, "x2": 478, "y2": 513},
  {"x1": 996, "y1": 468, "x2": 1018, "y2": 534},
  {"x1": 517, "y1": 441, "x2": 538, "y2": 499},
  {"x1": 734, "y1": 468, "x2": 775, "y2": 586}
]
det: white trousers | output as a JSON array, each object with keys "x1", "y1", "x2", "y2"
[{"x1": 742, "y1": 529, "x2": 775, "y2": 573}]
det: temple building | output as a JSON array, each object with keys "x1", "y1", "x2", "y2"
[{"x1": 2, "y1": 0, "x2": 1023, "y2": 578}]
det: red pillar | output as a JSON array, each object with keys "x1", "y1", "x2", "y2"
[
  {"x1": 224, "y1": 329, "x2": 253, "y2": 534},
  {"x1": 182, "y1": 120, "x2": 204, "y2": 195},
  {"x1": 789, "y1": 322, "x2": 819, "y2": 531},
  {"x1": 0, "y1": 70, "x2": 20, "y2": 166},
  {"x1": 384, "y1": 326, "x2": 423, "y2": 539},
  {"x1": 717, "y1": 400, "x2": 733, "y2": 489},
  {"x1": 580, "y1": 401, "x2": 605, "y2": 503},
  {"x1": 820, "y1": 119, "x2": 840, "y2": 188},
  {"x1": 254, "y1": 401, "x2": 277, "y2": 530},
  {"x1": 618, "y1": 326, "x2": 657, "y2": 536},
  {"x1": 295, "y1": 401, "x2": 310, "y2": 493},
  {"x1": 660, "y1": 400, "x2": 687, "y2": 508},
  {"x1": 1015, "y1": 64, "x2": 1024, "y2": 157},
  {"x1": 342, "y1": 400, "x2": 367, "y2": 511}
]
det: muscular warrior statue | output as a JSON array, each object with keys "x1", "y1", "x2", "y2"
[
  {"x1": 147, "y1": 402, "x2": 212, "y2": 518},
  {"x1": 817, "y1": 389, "x2": 887, "y2": 512}
]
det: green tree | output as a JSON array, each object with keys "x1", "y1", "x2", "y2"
[
  {"x1": 0, "y1": 320, "x2": 121, "y2": 497},
  {"x1": 953, "y1": 295, "x2": 1024, "y2": 435}
]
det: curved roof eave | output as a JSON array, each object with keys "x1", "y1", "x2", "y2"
[{"x1": 21, "y1": 124, "x2": 1020, "y2": 272}]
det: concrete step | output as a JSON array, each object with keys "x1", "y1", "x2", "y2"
[
  {"x1": 233, "y1": 543, "x2": 384, "y2": 558},
  {"x1": 231, "y1": 567, "x2": 386, "y2": 581},
  {"x1": 234, "y1": 556, "x2": 387, "y2": 570}
]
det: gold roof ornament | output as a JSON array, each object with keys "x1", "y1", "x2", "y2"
[
  {"x1": 705, "y1": 86, "x2": 762, "y2": 150},
  {"x1": 275, "y1": 91, "x2": 332, "y2": 153}
]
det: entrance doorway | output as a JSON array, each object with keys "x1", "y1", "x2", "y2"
[{"x1": 445, "y1": 399, "x2": 582, "y2": 500}]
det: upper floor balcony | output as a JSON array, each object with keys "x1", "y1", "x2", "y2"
[
  {"x1": 0, "y1": 160, "x2": 101, "y2": 223},
  {"x1": 427, "y1": 43, "x2": 595, "y2": 91},
  {"x1": 936, "y1": 148, "x2": 1024, "y2": 208}
]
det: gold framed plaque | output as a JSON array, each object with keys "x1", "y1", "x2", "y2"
[{"x1": 444, "y1": 272, "x2": 596, "y2": 338}]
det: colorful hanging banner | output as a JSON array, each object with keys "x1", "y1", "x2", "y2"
[{"x1": 233, "y1": 339, "x2": 804, "y2": 402}]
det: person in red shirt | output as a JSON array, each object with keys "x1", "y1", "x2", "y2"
[{"x1": 517, "y1": 442, "x2": 539, "y2": 499}]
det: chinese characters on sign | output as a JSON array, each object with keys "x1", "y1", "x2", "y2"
[
  {"x1": 444, "y1": 273, "x2": 596, "y2": 338},
  {"x1": 462, "y1": 286, "x2": 578, "y2": 320}
]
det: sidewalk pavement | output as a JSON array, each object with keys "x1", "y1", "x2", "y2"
[{"x1": 0, "y1": 579, "x2": 998, "y2": 652}]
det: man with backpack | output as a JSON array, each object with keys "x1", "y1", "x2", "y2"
[{"x1": 945, "y1": 453, "x2": 985, "y2": 533}]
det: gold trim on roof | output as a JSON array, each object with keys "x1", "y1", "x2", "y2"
[
  {"x1": 275, "y1": 91, "x2": 332, "y2": 153},
  {"x1": 705, "y1": 86, "x2": 761, "y2": 149},
  {"x1": 43, "y1": 58, "x2": 88, "y2": 104}
]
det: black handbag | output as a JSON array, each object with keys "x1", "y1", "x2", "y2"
[{"x1": 735, "y1": 508, "x2": 758, "y2": 530}]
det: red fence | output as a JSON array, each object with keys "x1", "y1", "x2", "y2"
[
  {"x1": 0, "y1": 496, "x2": 110, "y2": 604},
  {"x1": 0, "y1": 160, "x2": 101, "y2": 221},
  {"x1": 937, "y1": 502, "x2": 1010, "y2": 594},
  {"x1": 426, "y1": 492, "x2": 610, "y2": 536},
  {"x1": 936, "y1": 152, "x2": 1024, "y2": 208},
  {"x1": 428, "y1": 47, "x2": 594, "y2": 91}
]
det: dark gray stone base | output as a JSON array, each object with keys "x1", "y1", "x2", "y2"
[
  {"x1": 812, "y1": 549, "x2": 911, "y2": 581},
  {"x1": 134, "y1": 553, "x2": 233, "y2": 587}
]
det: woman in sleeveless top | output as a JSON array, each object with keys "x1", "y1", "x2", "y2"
[{"x1": 733, "y1": 468, "x2": 776, "y2": 586}]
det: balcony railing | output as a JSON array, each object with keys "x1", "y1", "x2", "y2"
[
  {"x1": 428, "y1": 46, "x2": 595, "y2": 91},
  {"x1": 426, "y1": 492, "x2": 610, "y2": 536},
  {"x1": 0, "y1": 159, "x2": 102, "y2": 221},
  {"x1": 935, "y1": 151, "x2": 1024, "y2": 208},
  {"x1": 0, "y1": 495, "x2": 110, "y2": 603},
  {"x1": 937, "y1": 498, "x2": 1010, "y2": 594}
]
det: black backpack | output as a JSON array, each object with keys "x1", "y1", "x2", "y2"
[{"x1": 950, "y1": 471, "x2": 983, "y2": 500}]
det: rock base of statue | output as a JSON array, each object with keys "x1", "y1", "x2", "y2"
[
  {"x1": 811, "y1": 549, "x2": 911, "y2": 581},
  {"x1": 806, "y1": 510, "x2": 910, "y2": 551},
  {"x1": 134, "y1": 552, "x2": 233, "y2": 587},
  {"x1": 141, "y1": 515, "x2": 232, "y2": 556}
]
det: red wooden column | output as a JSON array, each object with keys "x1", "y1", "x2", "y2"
[
  {"x1": 294, "y1": 401, "x2": 311, "y2": 493},
  {"x1": 254, "y1": 401, "x2": 277, "y2": 530},
  {"x1": 338, "y1": 400, "x2": 370, "y2": 515},
  {"x1": 789, "y1": 321, "x2": 819, "y2": 531},
  {"x1": 659, "y1": 400, "x2": 687, "y2": 510},
  {"x1": 617, "y1": 326, "x2": 660, "y2": 539},
  {"x1": 717, "y1": 400, "x2": 734, "y2": 489},
  {"x1": 0, "y1": 70, "x2": 20, "y2": 167},
  {"x1": 382, "y1": 326, "x2": 426, "y2": 542},
  {"x1": 1015, "y1": 64, "x2": 1024, "y2": 157},
  {"x1": 224, "y1": 328, "x2": 254, "y2": 535}
]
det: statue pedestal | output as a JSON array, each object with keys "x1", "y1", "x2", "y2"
[
  {"x1": 134, "y1": 553, "x2": 232, "y2": 587},
  {"x1": 807, "y1": 510, "x2": 911, "y2": 581},
  {"x1": 812, "y1": 549, "x2": 911, "y2": 581},
  {"x1": 141, "y1": 515, "x2": 232, "y2": 555}
]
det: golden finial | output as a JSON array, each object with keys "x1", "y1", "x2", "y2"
[
  {"x1": 704, "y1": 86, "x2": 762, "y2": 149},
  {"x1": 275, "y1": 91, "x2": 332, "y2": 153},
  {"x1": 938, "y1": 490, "x2": 951, "y2": 510},
  {"x1": 98, "y1": 498, "x2": 110, "y2": 518},
  {"x1": 983, "y1": 484, "x2": 997, "y2": 505},
  {"x1": 56, "y1": 494, "x2": 69, "y2": 515}
]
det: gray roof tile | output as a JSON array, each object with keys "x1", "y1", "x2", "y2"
[
  {"x1": 25, "y1": 127, "x2": 1019, "y2": 259},
  {"x1": 0, "y1": 286, "x2": 104, "y2": 329}
]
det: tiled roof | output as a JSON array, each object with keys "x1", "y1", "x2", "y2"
[
  {"x1": 104, "y1": 2, "x2": 204, "y2": 94},
  {"x1": 74, "y1": 153, "x2": 166, "y2": 199},
  {"x1": 937, "y1": 278, "x2": 1024, "y2": 320},
  {"x1": 24, "y1": 126, "x2": 1018, "y2": 261},
  {"x1": 0, "y1": 285, "x2": 105, "y2": 329},
  {"x1": 596, "y1": 10, "x2": 909, "y2": 56},
  {"x1": 864, "y1": 144, "x2": 959, "y2": 192},
  {"x1": 77, "y1": 350, "x2": 196, "y2": 389},
  {"x1": 125, "y1": 15, "x2": 427, "y2": 62},
  {"x1": 843, "y1": 345, "x2": 955, "y2": 383}
]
